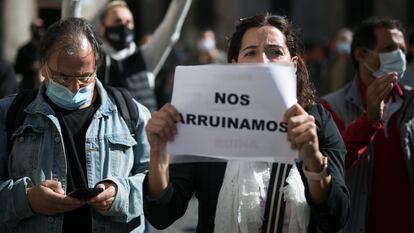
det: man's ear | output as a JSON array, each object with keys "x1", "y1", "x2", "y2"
[
  {"x1": 40, "y1": 65, "x2": 49, "y2": 86},
  {"x1": 353, "y1": 48, "x2": 366, "y2": 64},
  {"x1": 40, "y1": 65, "x2": 46, "y2": 77}
]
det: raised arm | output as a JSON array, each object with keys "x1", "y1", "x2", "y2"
[
  {"x1": 140, "y1": 0, "x2": 192, "y2": 76},
  {"x1": 143, "y1": 104, "x2": 197, "y2": 229},
  {"x1": 61, "y1": 0, "x2": 81, "y2": 19},
  {"x1": 284, "y1": 104, "x2": 350, "y2": 232}
]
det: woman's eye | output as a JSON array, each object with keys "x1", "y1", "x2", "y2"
[
  {"x1": 267, "y1": 49, "x2": 283, "y2": 57},
  {"x1": 244, "y1": 51, "x2": 256, "y2": 57}
]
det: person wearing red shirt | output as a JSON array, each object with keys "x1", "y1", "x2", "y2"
[{"x1": 321, "y1": 17, "x2": 414, "y2": 233}]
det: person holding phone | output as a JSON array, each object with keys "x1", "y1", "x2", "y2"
[{"x1": 0, "y1": 18, "x2": 150, "y2": 233}]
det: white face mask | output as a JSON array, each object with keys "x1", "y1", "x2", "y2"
[
  {"x1": 364, "y1": 48, "x2": 407, "y2": 80},
  {"x1": 197, "y1": 38, "x2": 216, "y2": 52}
]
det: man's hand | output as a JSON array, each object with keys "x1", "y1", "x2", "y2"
[
  {"x1": 27, "y1": 180, "x2": 84, "y2": 215},
  {"x1": 87, "y1": 182, "x2": 117, "y2": 214},
  {"x1": 366, "y1": 72, "x2": 397, "y2": 123}
]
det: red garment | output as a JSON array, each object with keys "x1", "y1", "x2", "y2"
[
  {"x1": 320, "y1": 101, "x2": 382, "y2": 168},
  {"x1": 367, "y1": 113, "x2": 410, "y2": 233},
  {"x1": 320, "y1": 79, "x2": 410, "y2": 233}
]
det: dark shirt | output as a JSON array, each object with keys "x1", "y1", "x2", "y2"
[
  {"x1": 45, "y1": 94, "x2": 100, "y2": 233},
  {"x1": 14, "y1": 41, "x2": 40, "y2": 89},
  {"x1": 0, "y1": 60, "x2": 16, "y2": 98},
  {"x1": 97, "y1": 50, "x2": 157, "y2": 112},
  {"x1": 143, "y1": 104, "x2": 350, "y2": 233}
]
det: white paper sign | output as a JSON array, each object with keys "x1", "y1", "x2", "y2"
[{"x1": 168, "y1": 64, "x2": 297, "y2": 163}]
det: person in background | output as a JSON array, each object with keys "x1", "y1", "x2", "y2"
[
  {"x1": 143, "y1": 13, "x2": 349, "y2": 233},
  {"x1": 154, "y1": 41, "x2": 188, "y2": 109},
  {"x1": 319, "y1": 28, "x2": 355, "y2": 96},
  {"x1": 137, "y1": 33, "x2": 153, "y2": 47},
  {"x1": 0, "y1": 60, "x2": 17, "y2": 98},
  {"x1": 0, "y1": 17, "x2": 150, "y2": 233},
  {"x1": 194, "y1": 29, "x2": 227, "y2": 65},
  {"x1": 97, "y1": 0, "x2": 191, "y2": 112},
  {"x1": 321, "y1": 17, "x2": 414, "y2": 233},
  {"x1": 303, "y1": 41, "x2": 327, "y2": 93},
  {"x1": 14, "y1": 18, "x2": 45, "y2": 90}
]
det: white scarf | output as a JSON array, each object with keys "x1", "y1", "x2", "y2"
[
  {"x1": 102, "y1": 42, "x2": 136, "y2": 61},
  {"x1": 214, "y1": 162, "x2": 310, "y2": 233},
  {"x1": 281, "y1": 165, "x2": 310, "y2": 233}
]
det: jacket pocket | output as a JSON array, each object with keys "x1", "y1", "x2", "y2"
[
  {"x1": 106, "y1": 134, "x2": 137, "y2": 176},
  {"x1": 9, "y1": 125, "x2": 44, "y2": 177}
]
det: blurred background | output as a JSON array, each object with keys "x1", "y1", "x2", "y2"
[
  {"x1": 1, "y1": 0, "x2": 413, "y2": 63},
  {"x1": 1, "y1": 0, "x2": 414, "y2": 99}
]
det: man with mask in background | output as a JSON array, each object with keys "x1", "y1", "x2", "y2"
[
  {"x1": 0, "y1": 17, "x2": 150, "y2": 233},
  {"x1": 194, "y1": 29, "x2": 226, "y2": 65},
  {"x1": 321, "y1": 18, "x2": 414, "y2": 233},
  {"x1": 97, "y1": 0, "x2": 191, "y2": 112}
]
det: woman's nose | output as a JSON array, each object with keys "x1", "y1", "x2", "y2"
[{"x1": 256, "y1": 53, "x2": 270, "y2": 64}]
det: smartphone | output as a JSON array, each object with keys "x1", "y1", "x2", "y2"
[{"x1": 67, "y1": 188, "x2": 104, "y2": 200}]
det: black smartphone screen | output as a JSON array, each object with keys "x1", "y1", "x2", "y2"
[{"x1": 67, "y1": 188, "x2": 104, "y2": 200}]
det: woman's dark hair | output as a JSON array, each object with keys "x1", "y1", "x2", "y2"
[
  {"x1": 40, "y1": 17, "x2": 102, "y2": 68},
  {"x1": 227, "y1": 13, "x2": 316, "y2": 109}
]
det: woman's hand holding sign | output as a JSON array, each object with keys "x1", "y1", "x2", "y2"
[
  {"x1": 145, "y1": 103, "x2": 180, "y2": 198},
  {"x1": 284, "y1": 103, "x2": 332, "y2": 204},
  {"x1": 284, "y1": 104, "x2": 323, "y2": 170}
]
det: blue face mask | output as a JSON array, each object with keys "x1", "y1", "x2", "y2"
[
  {"x1": 364, "y1": 49, "x2": 407, "y2": 79},
  {"x1": 46, "y1": 79, "x2": 94, "y2": 110},
  {"x1": 336, "y1": 41, "x2": 351, "y2": 54}
]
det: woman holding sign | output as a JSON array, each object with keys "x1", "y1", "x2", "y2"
[{"x1": 143, "y1": 13, "x2": 349, "y2": 233}]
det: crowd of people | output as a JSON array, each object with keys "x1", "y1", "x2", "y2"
[{"x1": 0, "y1": 1, "x2": 413, "y2": 233}]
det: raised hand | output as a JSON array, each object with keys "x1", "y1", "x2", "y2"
[
  {"x1": 284, "y1": 104, "x2": 324, "y2": 172},
  {"x1": 366, "y1": 72, "x2": 398, "y2": 123},
  {"x1": 145, "y1": 103, "x2": 180, "y2": 198},
  {"x1": 145, "y1": 103, "x2": 181, "y2": 154}
]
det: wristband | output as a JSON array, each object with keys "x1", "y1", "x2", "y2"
[{"x1": 302, "y1": 156, "x2": 328, "y2": 181}]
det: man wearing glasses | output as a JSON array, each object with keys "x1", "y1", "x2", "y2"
[{"x1": 0, "y1": 18, "x2": 151, "y2": 233}]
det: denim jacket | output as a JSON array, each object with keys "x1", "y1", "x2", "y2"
[{"x1": 0, "y1": 80, "x2": 151, "y2": 233}]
